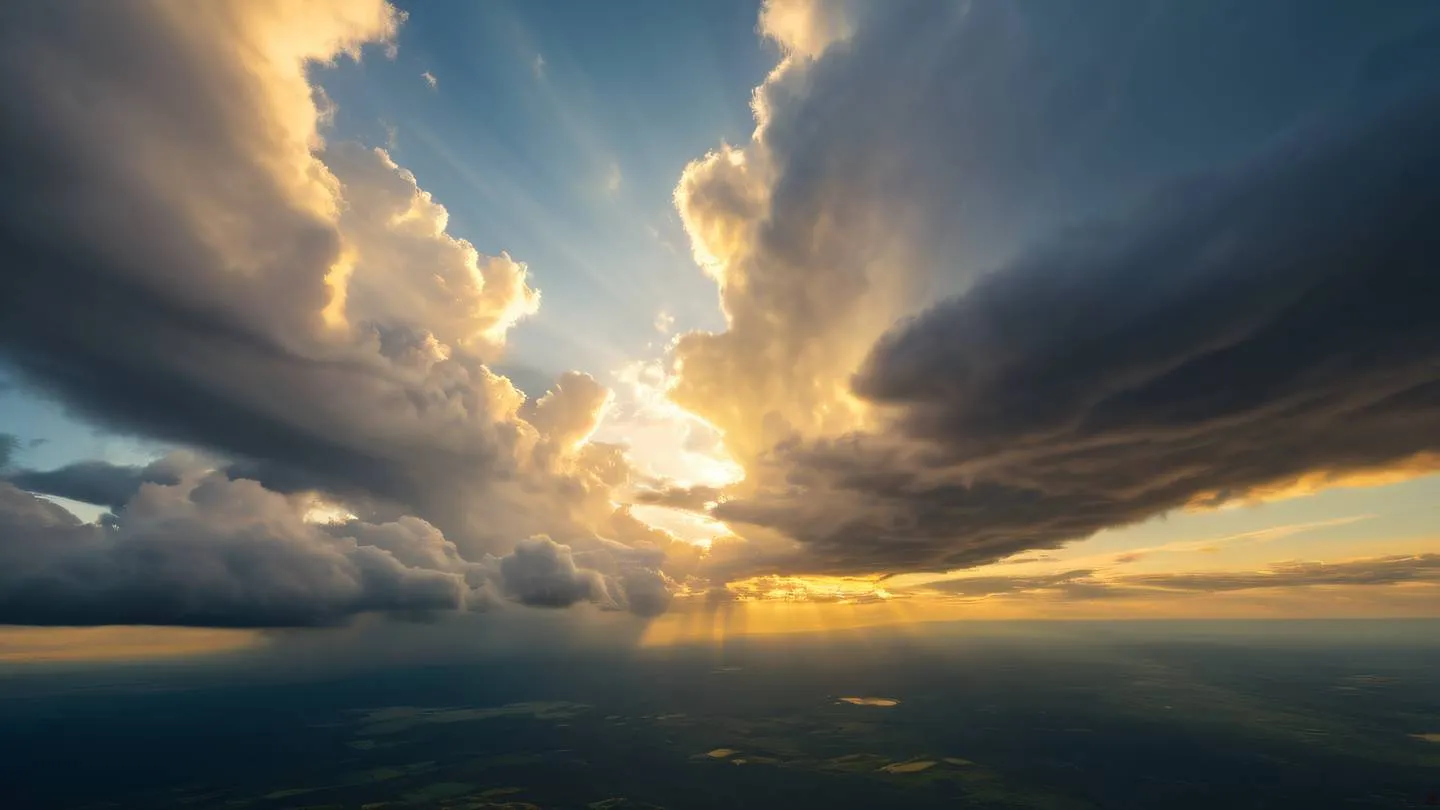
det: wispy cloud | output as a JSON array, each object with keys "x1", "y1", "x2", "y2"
[
  {"x1": 1102, "y1": 515, "x2": 1376, "y2": 566},
  {"x1": 914, "y1": 553, "x2": 1440, "y2": 604}
]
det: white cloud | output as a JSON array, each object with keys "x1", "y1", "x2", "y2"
[{"x1": 758, "y1": 0, "x2": 855, "y2": 59}]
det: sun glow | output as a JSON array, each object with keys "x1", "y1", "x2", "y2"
[
  {"x1": 635, "y1": 595, "x2": 928, "y2": 648},
  {"x1": 0, "y1": 626, "x2": 262, "y2": 664}
]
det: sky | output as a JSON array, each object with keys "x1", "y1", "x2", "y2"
[{"x1": 0, "y1": 0, "x2": 1438, "y2": 662}]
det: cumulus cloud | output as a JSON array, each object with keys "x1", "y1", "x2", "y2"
[
  {"x1": 0, "y1": 0, "x2": 690, "y2": 624},
  {"x1": 0, "y1": 3, "x2": 579, "y2": 536},
  {"x1": 669, "y1": 0, "x2": 1440, "y2": 578},
  {"x1": 493, "y1": 536, "x2": 613, "y2": 609},
  {"x1": 0, "y1": 454, "x2": 686, "y2": 625},
  {"x1": 478, "y1": 534, "x2": 675, "y2": 616},
  {"x1": 324, "y1": 142, "x2": 540, "y2": 350},
  {"x1": 0, "y1": 473, "x2": 481, "y2": 628},
  {"x1": 521, "y1": 371, "x2": 611, "y2": 450},
  {"x1": 758, "y1": 0, "x2": 855, "y2": 59},
  {"x1": 668, "y1": 0, "x2": 930, "y2": 468},
  {"x1": 0, "y1": 0, "x2": 544, "y2": 519}
]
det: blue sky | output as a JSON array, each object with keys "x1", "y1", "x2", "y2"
[{"x1": 320, "y1": 0, "x2": 772, "y2": 384}]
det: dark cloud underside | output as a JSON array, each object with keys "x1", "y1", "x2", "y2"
[{"x1": 716, "y1": 91, "x2": 1440, "y2": 576}]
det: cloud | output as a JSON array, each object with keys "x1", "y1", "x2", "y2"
[
  {"x1": 0, "y1": 2, "x2": 602, "y2": 545},
  {"x1": 617, "y1": 567, "x2": 675, "y2": 617},
  {"x1": 1126, "y1": 555, "x2": 1440, "y2": 593},
  {"x1": 632, "y1": 484, "x2": 722, "y2": 511},
  {"x1": 0, "y1": 1, "x2": 529, "y2": 513},
  {"x1": 1097, "y1": 515, "x2": 1376, "y2": 566},
  {"x1": 493, "y1": 536, "x2": 612, "y2": 609},
  {"x1": 0, "y1": 473, "x2": 482, "y2": 628},
  {"x1": 422, "y1": 70, "x2": 437, "y2": 89},
  {"x1": 5, "y1": 455, "x2": 189, "y2": 511},
  {"x1": 919, "y1": 555, "x2": 1440, "y2": 603},
  {"x1": 924, "y1": 570, "x2": 1103, "y2": 601},
  {"x1": 668, "y1": 0, "x2": 923, "y2": 468},
  {"x1": 0, "y1": 434, "x2": 16, "y2": 468},
  {"x1": 0, "y1": 0, "x2": 691, "y2": 625},
  {"x1": 0, "y1": 454, "x2": 686, "y2": 625},
  {"x1": 716, "y1": 93, "x2": 1440, "y2": 575},
  {"x1": 324, "y1": 141, "x2": 541, "y2": 349},
  {"x1": 666, "y1": 0, "x2": 1440, "y2": 578},
  {"x1": 758, "y1": 0, "x2": 855, "y2": 60},
  {"x1": 676, "y1": 0, "x2": 1427, "y2": 468},
  {"x1": 5, "y1": 0, "x2": 1437, "y2": 626},
  {"x1": 520, "y1": 371, "x2": 611, "y2": 450},
  {"x1": 488, "y1": 535, "x2": 673, "y2": 616}
]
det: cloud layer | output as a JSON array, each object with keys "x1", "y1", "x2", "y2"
[
  {"x1": 670, "y1": 0, "x2": 1440, "y2": 578},
  {"x1": 714, "y1": 94, "x2": 1440, "y2": 575},
  {"x1": 921, "y1": 555, "x2": 1440, "y2": 603}
]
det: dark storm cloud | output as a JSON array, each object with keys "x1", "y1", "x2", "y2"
[
  {"x1": 715, "y1": 90, "x2": 1440, "y2": 577},
  {"x1": 671, "y1": 0, "x2": 1440, "y2": 469},
  {"x1": 5, "y1": 456, "x2": 187, "y2": 511}
]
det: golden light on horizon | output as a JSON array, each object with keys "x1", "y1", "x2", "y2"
[
  {"x1": 636, "y1": 596, "x2": 928, "y2": 648},
  {"x1": 0, "y1": 626, "x2": 263, "y2": 664}
]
